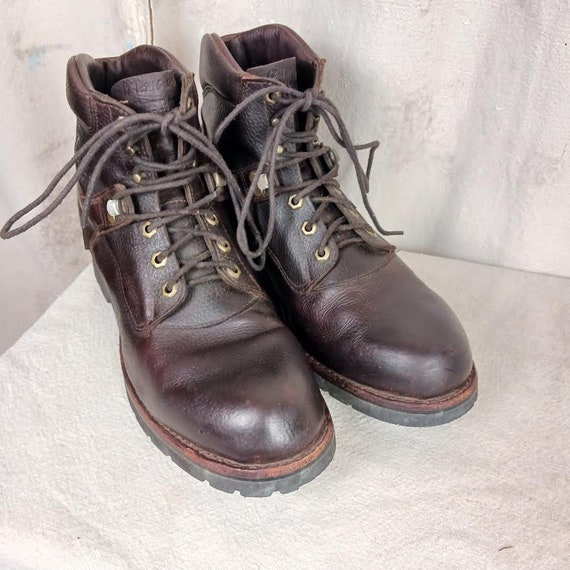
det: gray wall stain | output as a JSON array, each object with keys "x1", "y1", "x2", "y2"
[{"x1": 10, "y1": 31, "x2": 65, "y2": 70}]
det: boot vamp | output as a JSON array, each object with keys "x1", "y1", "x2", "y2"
[
  {"x1": 121, "y1": 298, "x2": 327, "y2": 464},
  {"x1": 294, "y1": 254, "x2": 473, "y2": 399}
]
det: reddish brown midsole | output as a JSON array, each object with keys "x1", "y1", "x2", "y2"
[
  {"x1": 124, "y1": 371, "x2": 335, "y2": 481},
  {"x1": 308, "y1": 355, "x2": 478, "y2": 414}
]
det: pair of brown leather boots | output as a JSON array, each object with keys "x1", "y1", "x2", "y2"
[{"x1": 2, "y1": 24, "x2": 477, "y2": 496}]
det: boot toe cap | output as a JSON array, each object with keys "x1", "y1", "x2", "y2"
[{"x1": 151, "y1": 326, "x2": 328, "y2": 465}]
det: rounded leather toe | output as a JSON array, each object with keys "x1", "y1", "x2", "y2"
[
  {"x1": 301, "y1": 256, "x2": 473, "y2": 400},
  {"x1": 129, "y1": 321, "x2": 327, "y2": 465}
]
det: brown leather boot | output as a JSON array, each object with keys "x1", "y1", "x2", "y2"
[
  {"x1": 200, "y1": 25, "x2": 477, "y2": 426},
  {"x1": 1, "y1": 46, "x2": 335, "y2": 495}
]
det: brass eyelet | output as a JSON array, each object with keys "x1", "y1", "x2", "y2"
[
  {"x1": 276, "y1": 144, "x2": 285, "y2": 155},
  {"x1": 217, "y1": 240, "x2": 231, "y2": 253},
  {"x1": 315, "y1": 246, "x2": 331, "y2": 261},
  {"x1": 264, "y1": 91, "x2": 280, "y2": 105},
  {"x1": 131, "y1": 172, "x2": 143, "y2": 184},
  {"x1": 161, "y1": 281, "x2": 178, "y2": 298},
  {"x1": 205, "y1": 212, "x2": 219, "y2": 226},
  {"x1": 288, "y1": 194, "x2": 303, "y2": 210},
  {"x1": 125, "y1": 146, "x2": 136, "y2": 157},
  {"x1": 151, "y1": 252, "x2": 167, "y2": 268},
  {"x1": 301, "y1": 221, "x2": 317, "y2": 236},
  {"x1": 212, "y1": 172, "x2": 227, "y2": 188},
  {"x1": 271, "y1": 117, "x2": 280, "y2": 126},
  {"x1": 226, "y1": 265, "x2": 241, "y2": 279},
  {"x1": 141, "y1": 221, "x2": 157, "y2": 238}
]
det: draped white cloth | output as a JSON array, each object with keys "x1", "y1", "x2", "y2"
[{"x1": 1, "y1": 252, "x2": 568, "y2": 569}]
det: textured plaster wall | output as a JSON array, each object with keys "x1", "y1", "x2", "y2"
[
  {"x1": 153, "y1": 0, "x2": 570, "y2": 275},
  {"x1": 1, "y1": 0, "x2": 568, "y2": 353},
  {"x1": 0, "y1": 0, "x2": 150, "y2": 354}
]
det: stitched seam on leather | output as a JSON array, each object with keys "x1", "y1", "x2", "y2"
[
  {"x1": 159, "y1": 297, "x2": 263, "y2": 331},
  {"x1": 159, "y1": 413, "x2": 332, "y2": 470},
  {"x1": 94, "y1": 237, "x2": 146, "y2": 333},
  {"x1": 267, "y1": 248, "x2": 306, "y2": 293},
  {"x1": 125, "y1": 366, "x2": 333, "y2": 471},
  {"x1": 217, "y1": 213, "x2": 265, "y2": 298},
  {"x1": 202, "y1": 83, "x2": 237, "y2": 107},
  {"x1": 310, "y1": 354, "x2": 476, "y2": 404},
  {"x1": 311, "y1": 248, "x2": 396, "y2": 293}
]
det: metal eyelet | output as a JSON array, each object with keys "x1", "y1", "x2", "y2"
[
  {"x1": 205, "y1": 212, "x2": 219, "y2": 226},
  {"x1": 161, "y1": 282, "x2": 178, "y2": 298},
  {"x1": 141, "y1": 221, "x2": 157, "y2": 238},
  {"x1": 264, "y1": 91, "x2": 280, "y2": 105},
  {"x1": 276, "y1": 144, "x2": 285, "y2": 155},
  {"x1": 131, "y1": 173, "x2": 143, "y2": 184},
  {"x1": 315, "y1": 246, "x2": 331, "y2": 261},
  {"x1": 271, "y1": 117, "x2": 280, "y2": 126},
  {"x1": 249, "y1": 171, "x2": 269, "y2": 197},
  {"x1": 288, "y1": 194, "x2": 303, "y2": 210},
  {"x1": 125, "y1": 146, "x2": 136, "y2": 157},
  {"x1": 217, "y1": 240, "x2": 231, "y2": 253},
  {"x1": 212, "y1": 172, "x2": 227, "y2": 188},
  {"x1": 226, "y1": 266, "x2": 241, "y2": 279},
  {"x1": 301, "y1": 221, "x2": 317, "y2": 236},
  {"x1": 151, "y1": 252, "x2": 167, "y2": 268}
]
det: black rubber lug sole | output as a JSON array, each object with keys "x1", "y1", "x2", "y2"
[{"x1": 316, "y1": 375, "x2": 477, "y2": 427}]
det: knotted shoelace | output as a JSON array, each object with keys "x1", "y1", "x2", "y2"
[
  {"x1": 0, "y1": 105, "x2": 261, "y2": 287},
  {"x1": 213, "y1": 85, "x2": 402, "y2": 270}
]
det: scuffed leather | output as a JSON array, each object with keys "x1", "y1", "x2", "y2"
[
  {"x1": 200, "y1": 25, "x2": 474, "y2": 399},
  {"x1": 69, "y1": 45, "x2": 328, "y2": 463}
]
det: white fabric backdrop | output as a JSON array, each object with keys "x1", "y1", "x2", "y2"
[
  {"x1": 1, "y1": 0, "x2": 569, "y2": 353},
  {"x1": 2, "y1": 252, "x2": 569, "y2": 569}
]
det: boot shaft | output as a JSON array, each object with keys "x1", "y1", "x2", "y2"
[
  {"x1": 65, "y1": 47, "x2": 263, "y2": 329},
  {"x1": 200, "y1": 25, "x2": 394, "y2": 291}
]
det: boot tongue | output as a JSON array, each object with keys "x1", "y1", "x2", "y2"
[
  {"x1": 248, "y1": 57, "x2": 354, "y2": 248},
  {"x1": 110, "y1": 70, "x2": 179, "y2": 113},
  {"x1": 247, "y1": 57, "x2": 298, "y2": 88},
  {"x1": 111, "y1": 71, "x2": 207, "y2": 270}
]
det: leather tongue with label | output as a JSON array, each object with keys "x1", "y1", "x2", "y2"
[
  {"x1": 247, "y1": 57, "x2": 298, "y2": 88},
  {"x1": 111, "y1": 71, "x2": 209, "y2": 278},
  {"x1": 110, "y1": 70, "x2": 179, "y2": 114}
]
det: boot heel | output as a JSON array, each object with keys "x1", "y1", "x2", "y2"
[{"x1": 93, "y1": 264, "x2": 111, "y2": 303}]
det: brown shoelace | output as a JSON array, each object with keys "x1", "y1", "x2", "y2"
[
  {"x1": 213, "y1": 85, "x2": 402, "y2": 270},
  {"x1": 0, "y1": 105, "x2": 259, "y2": 288}
]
